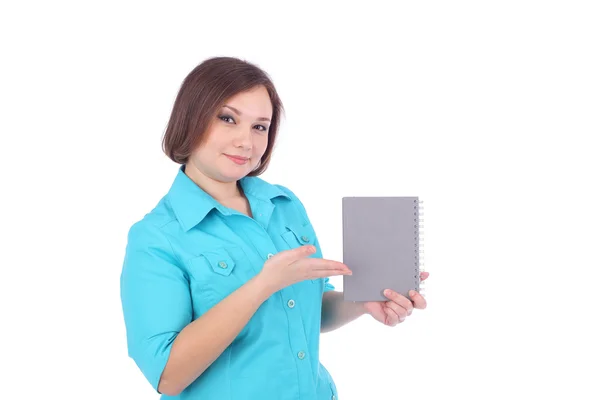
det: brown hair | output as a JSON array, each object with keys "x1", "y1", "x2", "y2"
[{"x1": 162, "y1": 56, "x2": 284, "y2": 176}]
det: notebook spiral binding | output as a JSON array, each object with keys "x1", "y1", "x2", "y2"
[{"x1": 414, "y1": 198, "x2": 425, "y2": 296}]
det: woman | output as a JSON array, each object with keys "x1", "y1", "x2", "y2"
[{"x1": 120, "y1": 56, "x2": 428, "y2": 399}]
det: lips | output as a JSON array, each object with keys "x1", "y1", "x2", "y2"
[{"x1": 225, "y1": 154, "x2": 249, "y2": 165}]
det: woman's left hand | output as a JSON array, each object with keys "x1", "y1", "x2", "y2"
[{"x1": 363, "y1": 272, "x2": 429, "y2": 327}]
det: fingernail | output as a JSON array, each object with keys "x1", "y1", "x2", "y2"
[
  {"x1": 384, "y1": 289, "x2": 391, "y2": 296},
  {"x1": 409, "y1": 290, "x2": 416, "y2": 297}
]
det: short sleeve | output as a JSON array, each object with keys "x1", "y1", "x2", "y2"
[
  {"x1": 120, "y1": 221, "x2": 193, "y2": 392},
  {"x1": 275, "y1": 184, "x2": 336, "y2": 293}
]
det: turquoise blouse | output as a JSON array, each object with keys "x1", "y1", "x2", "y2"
[{"x1": 120, "y1": 166, "x2": 339, "y2": 399}]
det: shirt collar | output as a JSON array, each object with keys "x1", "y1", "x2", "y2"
[{"x1": 167, "y1": 165, "x2": 290, "y2": 232}]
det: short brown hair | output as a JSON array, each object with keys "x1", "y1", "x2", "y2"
[{"x1": 162, "y1": 56, "x2": 284, "y2": 176}]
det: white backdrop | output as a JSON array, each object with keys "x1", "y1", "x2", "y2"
[{"x1": 2, "y1": 1, "x2": 599, "y2": 399}]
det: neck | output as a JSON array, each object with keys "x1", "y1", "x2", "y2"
[{"x1": 184, "y1": 163, "x2": 242, "y2": 201}]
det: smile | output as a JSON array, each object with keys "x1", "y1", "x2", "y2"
[{"x1": 224, "y1": 154, "x2": 249, "y2": 165}]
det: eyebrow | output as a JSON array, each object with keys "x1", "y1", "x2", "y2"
[{"x1": 223, "y1": 105, "x2": 271, "y2": 122}]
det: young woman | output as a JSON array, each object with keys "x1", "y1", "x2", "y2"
[{"x1": 120, "y1": 56, "x2": 428, "y2": 399}]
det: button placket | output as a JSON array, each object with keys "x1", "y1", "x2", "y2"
[
  {"x1": 236, "y1": 196, "x2": 313, "y2": 385},
  {"x1": 250, "y1": 198, "x2": 274, "y2": 230}
]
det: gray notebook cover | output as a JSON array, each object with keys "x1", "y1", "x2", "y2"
[{"x1": 342, "y1": 196, "x2": 422, "y2": 302}]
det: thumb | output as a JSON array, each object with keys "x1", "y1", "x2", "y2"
[{"x1": 274, "y1": 245, "x2": 316, "y2": 264}]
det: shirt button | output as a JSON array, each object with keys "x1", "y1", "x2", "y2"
[
  {"x1": 267, "y1": 253, "x2": 274, "y2": 259},
  {"x1": 301, "y1": 235, "x2": 309, "y2": 242},
  {"x1": 218, "y1": 261, "x2": 228, "y2": 269},
  {"x1": 332, "y1": 396, "x2": 336, "y2": 400},
  {"x1": 297, "y1": 351, "x2": 305, "y2": 360},
  {"x1": 287, "y1": 299, "x2": 295, "y2": 308}
]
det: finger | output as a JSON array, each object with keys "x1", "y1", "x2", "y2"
[
  {"x1": 309, "y1": 259, "x2": 351, "y2": 271},
  {"x1": 311, "y1": 269, "x2": 353, "y2": 278},
  {"x1": 383, "y1": 289, "x2": 414, "y2": 313},
  {"x1": 308, "y1": 264, "x2": 352, "y2": 277},
  {"x1": 297, "y1": 258, "x2": 351, "y2": 272},
  {"x1": 383, "y1": 306, "x2": 402, "y2": 326},
  {"x1": 409, "y1": 290, "x2": 427, "y2": 309},
  {"x1": 303, "y1": 259, "x2": 352, "y2": 278},
  {"x1": 274, "y1": 245, "x2": 316, "y2": 264},
  {"x1": 386, "y1": 300, "x2": 410, "y2": 318},
  {"x1": 420, "y1": 271, "x2": 429, "y2": 281}
]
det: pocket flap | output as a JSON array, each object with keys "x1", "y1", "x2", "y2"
[
  {"x1": 196, "y1": 248, "x2": 237, "y2": 276},
  {"x1": 281, "y1": 224, "x2": 320, "y2": 284},
  {"x1": 282, "y1": 223, "x2": 315, "y2": 248}
]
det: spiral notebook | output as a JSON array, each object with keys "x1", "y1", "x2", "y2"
[{"x1": 342, "y1": 196, "x2": 425, "y2": 302}]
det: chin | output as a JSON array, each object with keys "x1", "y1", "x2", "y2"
[{"x1": 219, "y1": 168, "x2": 251, "y2": 182}]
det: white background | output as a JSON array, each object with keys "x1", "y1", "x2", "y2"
[{"x1": 2, "y1": 1, "x2": 599, "y2": 399}]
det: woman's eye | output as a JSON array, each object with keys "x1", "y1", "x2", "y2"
[
  {"x1": 255, "y1": 125, "x2": 268, "y2": 132},
  {"x1": 219, "y1": 115, "x2": 267, "y2": 132},
  {"x1": 219, "y1": 115, "x2": 234, "y2": 123}
]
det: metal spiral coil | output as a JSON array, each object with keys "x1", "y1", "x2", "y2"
[
  {"x1": 413, "y1": 199, "x2": 425, "y2": 293},
  {"x1": 415, "y1": 199, "x2": 425, "y2": 295}
]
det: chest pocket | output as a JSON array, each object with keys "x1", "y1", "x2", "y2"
[
  {"x1": 281, "y1": 223, "x2": 321, "y2": 284},
  {"x1": 187, "y1": 246, "x2": 253, "y2": 308}
]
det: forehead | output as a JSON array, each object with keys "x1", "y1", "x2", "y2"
[{"x1": 224, "y1": 86, "x2": 272, "y2": 117}]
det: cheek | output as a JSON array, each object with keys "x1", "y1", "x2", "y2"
[
  {"x1": 191, "y1": 146, "x2": 209, "y2": 162},
  {"x1": 253, "y1": 136, "x2": 269, "y2": 157},
  {"x1": 201, "y1": 126, "x2": 224, "y2": 149}
]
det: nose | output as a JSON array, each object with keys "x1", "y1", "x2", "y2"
[{"x1": 232, "y1": 125, "x2": 253, "y2": 150}]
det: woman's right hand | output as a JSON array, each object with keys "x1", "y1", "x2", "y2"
[{"x1": 256, "y1": 245, "x2": 352, "y2": 294}]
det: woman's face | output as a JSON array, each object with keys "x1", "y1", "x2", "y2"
[{"x1": 189, "y1": 85, "x2": 272, "y2": 183}]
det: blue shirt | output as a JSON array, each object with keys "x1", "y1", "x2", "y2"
[{"x1": 120, "y1": 166, "x2": 339, "y2": 400}]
